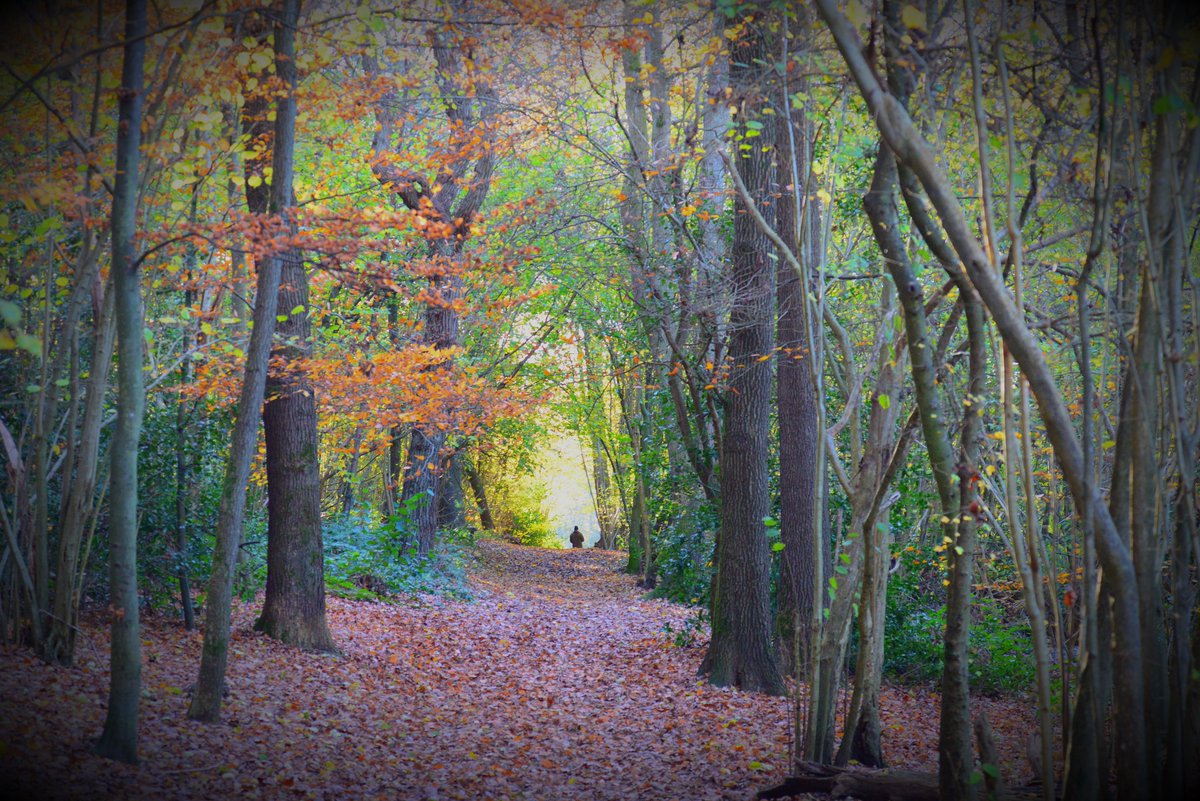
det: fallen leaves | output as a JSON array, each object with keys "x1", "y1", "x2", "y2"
[{"x1": 0, "y1": 541, "x2": 1034, "y2": 800}]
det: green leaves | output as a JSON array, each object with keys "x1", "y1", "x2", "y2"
[
  {"x1": 1, "y1": 299, "x2": 22, "y2": 329},
  {"x1": 0, "y1": 300, "x2": 42, "y2": 357}
]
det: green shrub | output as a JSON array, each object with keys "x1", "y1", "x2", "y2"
[
  {"x1": 508, "y1": 503, "x2": 558, "y2": 548},
  {"x1": 648, "y1": 500, "x2": 716, "y2": 606},
  {"x1": 324, "y1": 510, "x2": 473, "y2": 601},
  {"x1": 883, "y1": 542, "x2": 1035, "y2": 695}
]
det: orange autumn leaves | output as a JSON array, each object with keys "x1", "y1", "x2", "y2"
[{"x1": 174, "y1": 195, "x2": 551, "y2": 460}]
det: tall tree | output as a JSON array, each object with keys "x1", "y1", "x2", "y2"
[
  {"x1": 773, "y1": 14, "x2": 820, "y2": 678},
  {"x1": 701, "y1": 1, "x2": 784, "y2": 696},
  {"x1": 252, "y1": 0, "x2": 334, "y2": 651},
  {"x1": 94, "y1": 0, "x2": 148, "y2": 764},
  {"x1": 366, "y1": 8, "x2": 498, "y2": 556},
  {"x1": 189, "y1": 0, "x2": 301, "y2": 722}
]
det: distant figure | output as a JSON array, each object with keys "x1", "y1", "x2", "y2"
[{"x1": 569, "y1": 526, "x2": 584, "y2": 548}]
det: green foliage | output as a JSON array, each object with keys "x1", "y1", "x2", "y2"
[
  {"x1": 324, "y1": 510, "x2": 472, "y2": 601},
  {"x1": 648, "y1": 501, "x2": 717, "y2": 606},
  {"x1": 507, "y1": 501, "x2": 558, "y2": 548},
  {"x1": 884, "y1": 542, "x2": 1035, "y2": 695},
  {"x1": 132, "y1": 401, "x2": 230, "y2": 612}
]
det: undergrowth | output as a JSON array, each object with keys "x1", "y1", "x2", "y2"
[
  {"x1": 322, "y1": 510, "x2": 474, "y2": 602},
  {"x1": 883, "y1": 542, "x2": 1035, "y2": 695}
]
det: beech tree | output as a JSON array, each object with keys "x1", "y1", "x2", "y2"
[{"x1": 365, "y1": 6, "x2": 499, "y2": 557}]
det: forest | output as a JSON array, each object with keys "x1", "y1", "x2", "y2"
[{"x1": 0, "y1": 0, "x2": 1197, "y2": 799}]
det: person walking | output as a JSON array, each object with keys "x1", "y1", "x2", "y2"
[{"x1": 569, "y1": 526, "x2": 584, "y2": 548}]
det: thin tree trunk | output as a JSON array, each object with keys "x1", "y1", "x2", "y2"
[
  {"x1": 94, "y1": 0, "x2": 147, "y2": 764},
  {"x1": 864, "y1": 141, "x2": 970, "y2": 797},
  {"x1": 174, "y1": 197, "x2": 200, "y2": 632},
  {"x1": 464, "y1": 460, "x2": 494, "y2": 531},
  {"x1": 44, "y1": 281, "x2": 114, "y2": 664}
]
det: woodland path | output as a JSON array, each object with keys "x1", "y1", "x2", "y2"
[{"x1": 0, "y1": 540, "x2": 1033, "y2": 800}]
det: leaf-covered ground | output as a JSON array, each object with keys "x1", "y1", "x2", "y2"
[{"x1": 0, "y1": 541, "x2": 1035, "y2": 799}]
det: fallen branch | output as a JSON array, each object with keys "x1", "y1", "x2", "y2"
[
  {"x1": 758, "y1": 761, "x2": 938, "y2": 801},
  {"x1": 758, "y1": 758, "x2": 1046, "y2": 801}
]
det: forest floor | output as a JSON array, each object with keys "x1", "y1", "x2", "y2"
[{"x1": 0, "y1": 540, "x2": 1035, "y2": 800}]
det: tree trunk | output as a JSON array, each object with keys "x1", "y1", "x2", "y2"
[
  {"x1": 465, "y1": 460, "x2": 495, "y2": 531},
  {"x1": 837, "y1": 292, "x2": 905, "y2": 770},
  {"x1": 94, "y1": 0, "x2": 146, "y2": 764},
  {"x1": 366, "y1": 21, "x2": 496, "y2": 554},
  {"x1": 815, "y1": 2, "x2": 1150, "y2": 794},
  {"x1": 774, "y1": 67, "x2": 819, "y2": 679},
  {"x1": 44, "y1": 281, "x2": 114, "y2": 664},
  {"x1": 701, "y1": 1, "x2": 784, "y2": 697},
  {"x1": 189, "y1": 0, "x2": 301, "y2": 723},
  {"x1": 863, "y1": 140, "x2": 971, "y2": 796},
  {"x1": 249, "y1": 0, "x2": 332, "y2": 652},
  {"x1": 437, "y1": 449, "x2": 466, "y2": 530},
  {"x1": 174, "y1": 201, "x2": 200, "y2": 632}
]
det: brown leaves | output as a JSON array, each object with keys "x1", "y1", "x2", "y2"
[{"x1": 0, "y1": 542, "x2": 1033, "y2": 800}]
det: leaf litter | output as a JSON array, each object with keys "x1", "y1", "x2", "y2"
[{"x1": 0, "y1": 540, "x2": 1034, "y2": 799}]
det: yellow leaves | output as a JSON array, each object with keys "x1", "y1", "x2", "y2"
[
  {"x1": 846, "y1": 1, "x2": 869, "y2": 27},
  {"x1": 679, "y1": 204, "x2": 696, "y2": 217},
  {"x1": 900, "y1": 4, "x2": 927, "y2": 31}
]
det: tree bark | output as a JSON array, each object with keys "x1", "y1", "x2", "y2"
[
  {"x1": 701, "y1": 1, "x2": 783, "y2": 697},
  {"x1": 437, "y1": 449, "x2": 467, "y2": 530},
  {"x1": 44, "y1": 281, "x2": 114, "y2": 665},
  {"x1": 189, "y1": 0, "x2": 301, "y2": 723},
  {"x1": 774, "y1": 49, "x2": 819, "y2": 679},
  {"x1": 255, "y1": 12, "x2": 333, "y2": 648},
  {"x1": 863, "y1": 141, "x2": 971, "y2": 797},
  {"x1": 94, "y1": 0, "x2": 147, "y2": 764},
  {"x1": 465, "y1": 460, "x2": 494, "y2": 531}
]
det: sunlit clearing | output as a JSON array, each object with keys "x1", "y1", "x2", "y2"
[{"x1": 535, "y1": 434, "x2": 599, "y2": 547}]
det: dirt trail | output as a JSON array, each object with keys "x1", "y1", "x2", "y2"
[{"x1": 0, "y1": 540, "x2": 1033, "y2": 800}]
